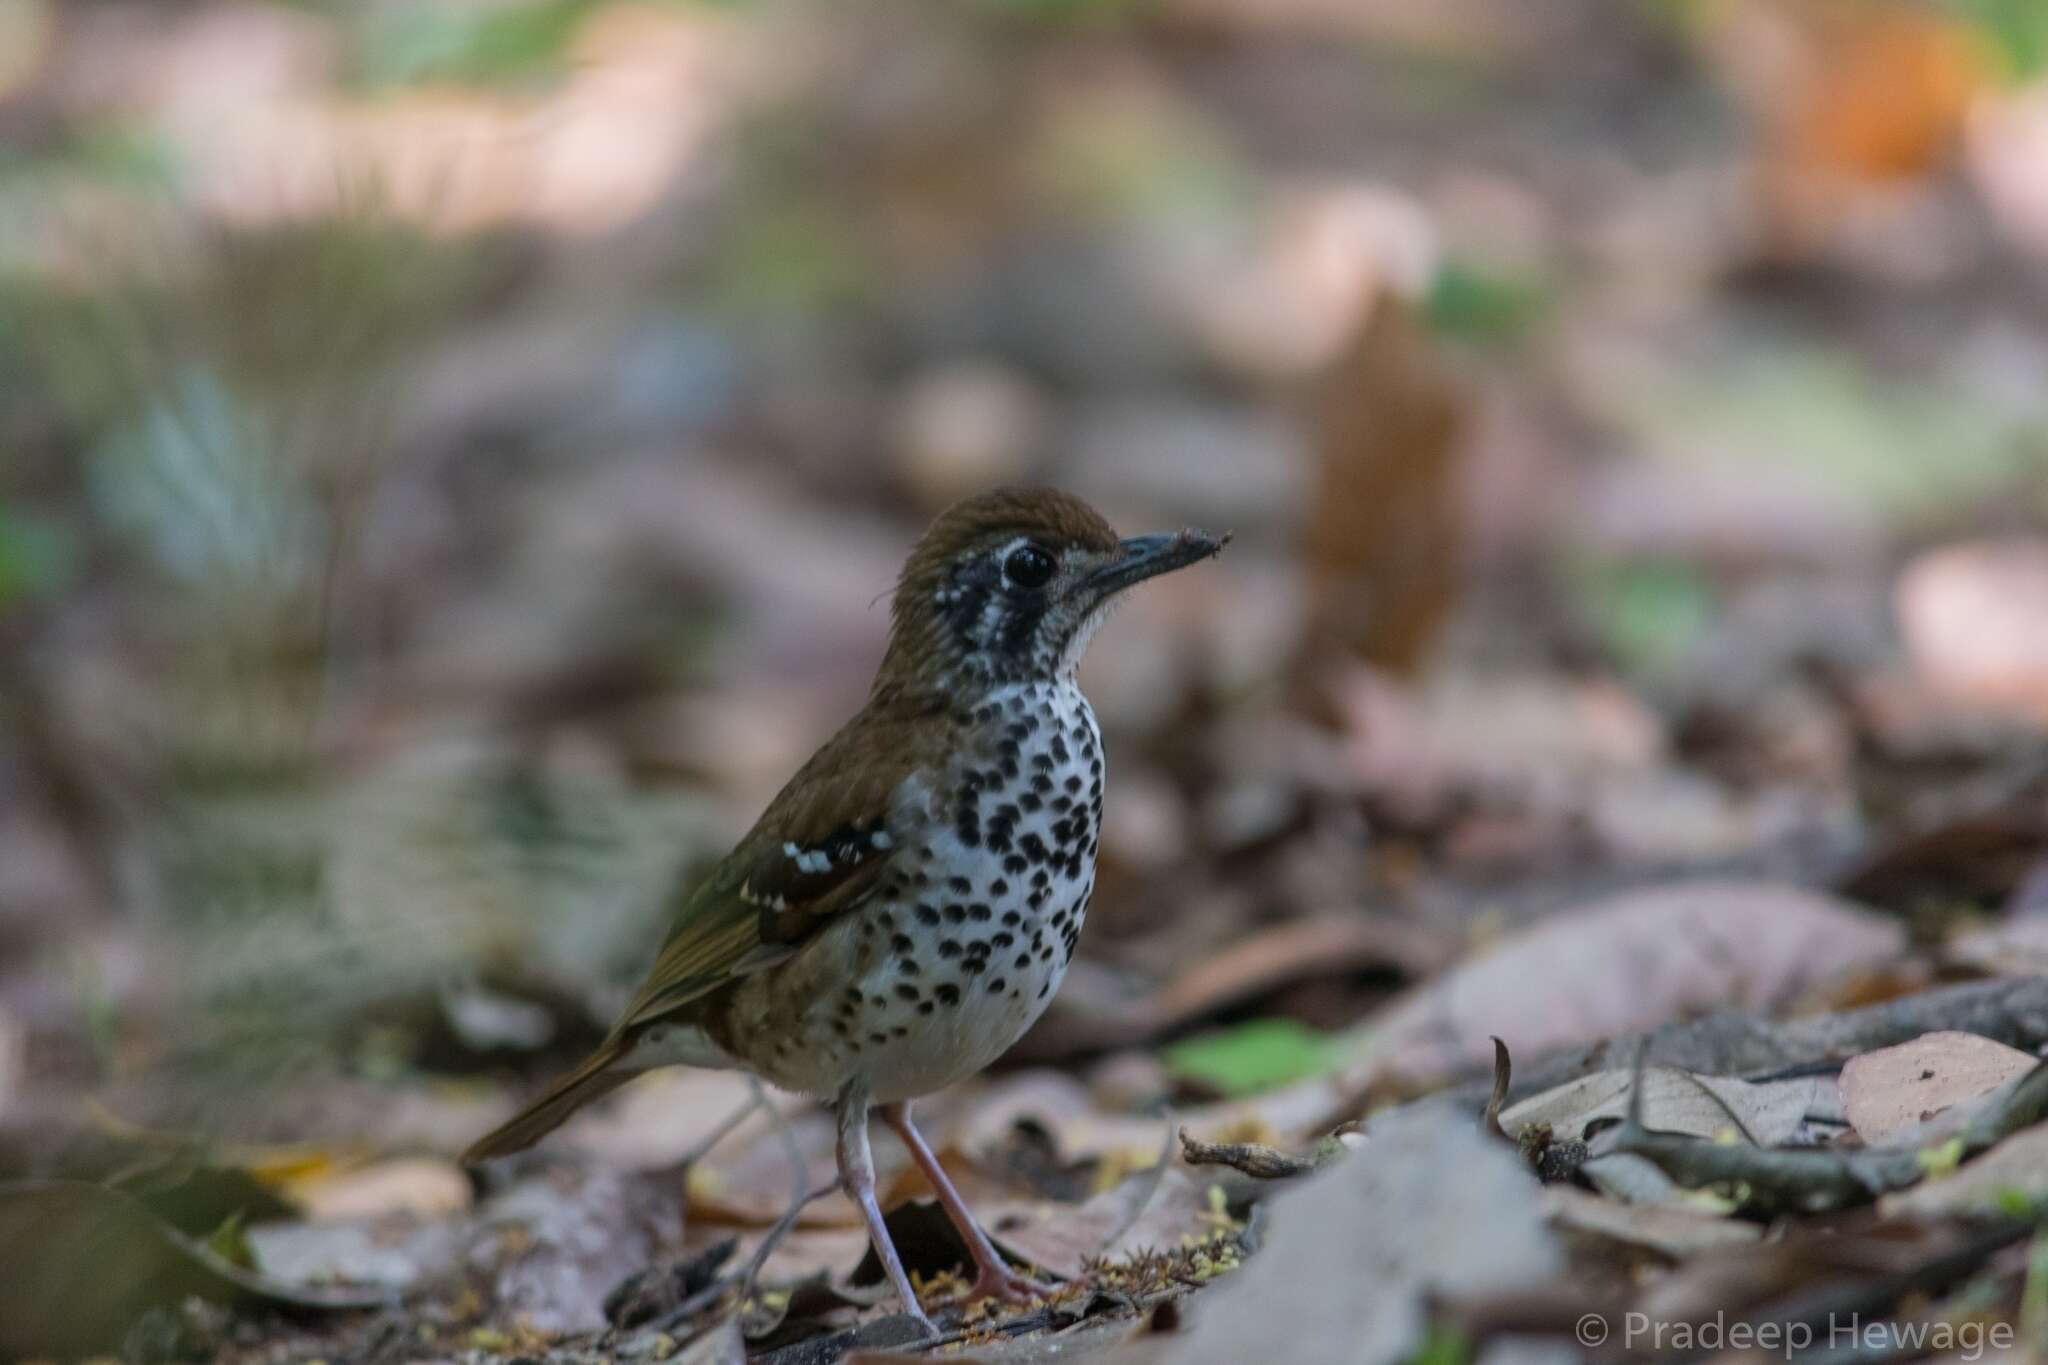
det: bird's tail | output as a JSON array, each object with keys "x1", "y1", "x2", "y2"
[{"x1": 461, "y1": 1039, "x2": 635, "y2": 1163}]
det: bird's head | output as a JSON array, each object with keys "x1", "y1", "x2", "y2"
[{"x1": 875, "y1": 487, "x2": 1228, "y2": 700}]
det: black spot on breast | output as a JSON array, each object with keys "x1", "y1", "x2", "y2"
[
  {"x1": 1020, "y1": 833, "x2": 1048, "y2": 862},
  {"x1": 992, "y1": 931, "x2": 1015, "y2": 948},
  {"x1": 938, "y1": 939, "x2": 962, "y2": 958},
  {"x1": 962, "y1": 958, "x2": 985, "y2": 974},
  {"x1": 1032, "y1": 773, "x2": 1054, "y2": 795},
  {"x1": 1003, "y1": 854, "x2": 1028, "y2": 875},
  {"x1": 869, "y1": 1032, "x2": 888, "y2": 1045},
  {"x1": 833, "y1": 1020, "x2": 850, "y2": 1037},
  {"x1": 914, "y1": 904, "x2": 941, "y2": 927},
  {"x1": 1015, "y1": 953, "x2": 1031, "y2": 970},
  {"x1": 943, "y1": 903, "x2": 966, "y2": 924},
  {"x1": 896, "y1": 984, "x2": 920, "y2": 1002},
  {"x1": 869, "y1": 995, "x2": 887, "y2": 1009},
  {"x1": 844, "y1": 987, "x2": 862, "y2": 1002},
  {"x1": 936, "y1": 984, "x2": 961, "y2": 1006},
  {"x1": 1020, "y1": 793, "x2": 1042, "y2": 813},
  {"x1": 1002, "y1": 909, "x2": 1022, "y2": 926},
  {"x1": 968, "y1": 903, "x2": 992, "y2": 922},
  {"x1": 990, "y1": 878, "x2": 1009, "y2": 896},
  {"x1": 918, "y1": 1001, "x2": 935, "y2": 1015},
  {"x1": 897, "y1": 957, "x2": 920, "y2": 975},
  {"x1": 988, "y1": 977, "x2": 1007, "y2": 992},
  {"x1": 1031, "y1": 868, "x2": 1051, "y2": 888},
  {"x1": 1031, "y1": 752, "x2": 1056, "y2": 772},
  {"x1": 891, "y1": 933, "x2": 913, "y2": 953},
  {"x1": 948, "y1": 875, "x2": 972, "y2": 895}
]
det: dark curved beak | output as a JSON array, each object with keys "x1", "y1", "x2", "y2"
[{"x1": 1083, "y1": 528, "x2": 1230, "y2": 601}]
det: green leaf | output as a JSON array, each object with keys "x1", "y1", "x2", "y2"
[{"x1": 1162, "y1": 1019, "x2": 1340, "y2": 1098}]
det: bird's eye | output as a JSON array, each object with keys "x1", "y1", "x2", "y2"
[{"x1": 1003, "y1": 545, "x2": 1055, "y2": 589}]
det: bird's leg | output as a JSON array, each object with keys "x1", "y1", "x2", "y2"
[
  {"x1": 836, "y1": 1084, "x2": 937, "y2": 1336},
  {"x1": 878, "y1": 1101, "x2": 1054, "y2": 1305}
]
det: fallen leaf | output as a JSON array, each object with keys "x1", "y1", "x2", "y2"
[
  {"x1": 1839, "y1": 1031, "x2": 2038, "y2": 1144},
  {"x1": 1502, "y1": 1067, "x2": 1832, "y2": 1149},
  {"x1": 1540, "y1": 1184, "x2": 1760, "y2": 1258},
  {"x1": 1355, "y1": 880, "x2": 1906, "y2": 1085},
  {"x1": 1952, "y1": 921, "x2": 2048, "y2": 985},
  {"x1": 289, "y1": 1156, "x2": 472, "y2": 1220},
  {"x1": 1896, "y1": 538, "x2": 2048, "y2": 727},
  {"x1": 0, "y1": 1180, "x2": 387, "y2": 1360},
  {"x1": 1301, "y1": 296, "x2": 1467, "y2": 672},
  {"x1": 990, "y1": 1164, "x2": 1211, "y2": 1281},
  {"x1": 1878, "y1": 1124, "x2": 2048, "y2": 1218},
  {"x1": 477, "y1": 1167, "x2": 675, "y2": 1334},
  {"x1": 1163, "y1": 1102, "x2": 1559, "y2": 1365}
]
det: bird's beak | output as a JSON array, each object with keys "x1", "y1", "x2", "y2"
[{"x1": 1083, "y1": 528, "x2": 1230, "y2": 602}]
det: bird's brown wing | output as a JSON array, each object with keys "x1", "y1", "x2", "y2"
[{"x1": 611, "y1": 710, "x2": 938, "y2": 1036}]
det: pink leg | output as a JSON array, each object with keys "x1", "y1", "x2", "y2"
[
  {"x1": 878, "y1": 1101, "x2": 1054, "y2": 1304},
  {"x1": 836, "y1": 1087, "x2": 937, "y2": 1335}
]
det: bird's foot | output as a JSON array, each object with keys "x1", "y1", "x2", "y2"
[{"x1": 965, "y1": 1263, "x2": 1057, "y2": 1305}]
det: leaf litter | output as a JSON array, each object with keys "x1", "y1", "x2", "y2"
[{"x1": 8, "y1": 0, "x2": 2048, "y2": 1361}]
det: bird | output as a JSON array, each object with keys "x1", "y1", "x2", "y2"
[{"x1": 461, "y1": 487, "x2": 1227, "y2": 1333}]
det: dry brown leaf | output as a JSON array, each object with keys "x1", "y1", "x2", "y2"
[
  {"x1": 1355, "y1": 880, "x2": 1906, "y2": 1085},
  {"x1": 1301, "y1": 295, "x2": 1467, "y2": 674},
  {"x1": 986, "y1": 1164, "x2": 1211, "y2": 1281},
  {"x1": 1838, "y1": 1030, "x2": 2037, "y2": 1145},
  {"x1": 289, "y1": 1156, "x2": 471, "y2": 1221}
]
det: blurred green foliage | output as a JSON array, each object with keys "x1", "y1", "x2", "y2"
[
  {"x1": 1576, "y1": 557, "x2": 1720, "y2": 678},
  {"x1": 1162, "y1": 1018, "x2": 1341, "y2": 1098},
  {"x1": 0, "y1": 505, "x2": 75, "y2": 608},
  {"x1": 1612, "y1": 344, "x2": 2041, "y2": 530},
  {"x1": 347, "y1": 0, "x2": 605, "y2": 88},
  {"x1": 1957, "y1": 0, "x2": 2048, "y2": 79},
  {"x1": 1425, "y1": 258, "x2": 1553, "y2": 349}
]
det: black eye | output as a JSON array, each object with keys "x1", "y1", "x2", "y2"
[{"x1": 1003, "y1": 545, "x2": 1055, "y2": 589}]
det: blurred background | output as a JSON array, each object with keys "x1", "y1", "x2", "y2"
[{"x1": 4, "y1": 0, "x2": 2048, "y2": 1302}]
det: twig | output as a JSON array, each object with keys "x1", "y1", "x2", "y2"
[
  {"x1": 1433, "y1": 977, "x2": 2048, "y2": 1115},
  {"x1": 1609, "y1": 1047, "x2": 2048, "y2": 1215},
  {"x1": 1177, "y1": 1122, "x2": 1351, "y2": 1180}
]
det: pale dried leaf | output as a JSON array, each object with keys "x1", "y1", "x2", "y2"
[
  {"x1": 1164, "y1": 1103, "x2": 1559, "y2": 1365},
  {"x1": 1357, "y1": 881, "x2": 1905, "y2": 1084},
  {"x1": 1838, "y1": 1030, "x2": 2037, "y2": 1145}
]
